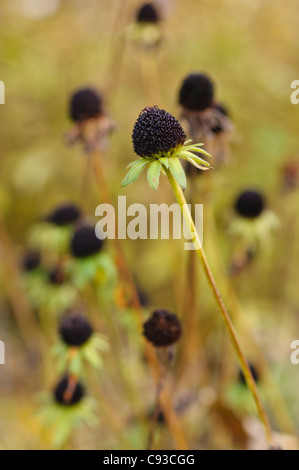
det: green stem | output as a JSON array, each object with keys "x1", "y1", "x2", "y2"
[{"x1": 165, "y1": 167, "x2": 273, "y2": 445}]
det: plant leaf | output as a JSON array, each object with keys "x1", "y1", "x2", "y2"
[
  {"x1": 179, "y1": 151, "x2": 211, "y2": 168},
  {"x1": 185, "y1": 145, "x2": 211, "y2": 158},
  {"x1": 189, "y1": 153, "x2": 211, "y2": 168},
  {"x1": 168, "y1": 157, "x2": 187, "y2": 189},
  {"x1": 126, "y1": 158, "x2": 143, "y2": 169},
  {"x1": 147, "y1": 160, "x2": 162, "y2": 190},
  {"x1": 121, "y1": 160, "x2": 149, "y2": 187}
]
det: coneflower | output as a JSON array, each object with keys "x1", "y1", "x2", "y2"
[
  {"x1": 132, "y1": 106, "x2": 186, "y2": 158},
  {"x1": 69, "y1": 88, "x2": 103, "y2": 123},
  {"x1": 179, "y1": 73, "x2": 214, "y2": 112},
  {"x1": 136, "y1": 3, "x2": 160, "y2": 24},
  {"x1": 67, "y1": 88, "x2": 114, "y2": 153},
  {"x1": 143, "y1": 309, "x2": 182, "y2": 347},
  {"x1": 59, "y1": 313, "x2": 93, "y2": 347},
  {"x1": 122, "y1": 106, "x2": 211, "y2": 190},
  {"x1": 70, "y1": 224, "x2": 104, "y2": 258},
  {"x1": 22, "y1": 251, "x2": 41, "y2": 272},
  {"x1": 235, "y1": 190, "x2": 265, "y2": 219},
  {"x1": 122, "y1": 106, "x2": 274, "y2": 444},
  {"x1": 46, "y1": 203, "x2": 81, "y2": 226},
  {"x1": 54, "y1": 376, "x2": 84, "y2": 406}
]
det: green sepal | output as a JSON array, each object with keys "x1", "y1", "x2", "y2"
[
  {"x1": 168, "y1": 157, "x2": 187, "y2": 190},
  {"x1": 121, "y1": 159, "x2": 149, "y2": 187},
  {"x1": 147, "y1": 160, "x2": 162, "y2": 190}
]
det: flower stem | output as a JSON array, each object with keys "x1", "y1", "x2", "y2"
[{"x1": 165, "y1": 167, "x2": 273, "y2": 445}]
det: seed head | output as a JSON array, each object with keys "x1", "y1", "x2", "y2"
[
  {"x1": 59, "y1": 313, "x2": 93, "y2": 347},
  {"x1": 136, "y1": 3, "x2": 160, "y2": 23},
  {"x1": 70, "y1": 224, "x2": 104, "y2": 258},
  {"x1": 69, "y1": 88, "x2": 103, "y2": 123},
  {"x1": 132, "y1": 106, "x2": 186, "y2": 158},
  {"x1": 54, "y1": 376, "x2": 84, "y2": 406},
  {"x1": 22, "y1": 251, "x2": 41, "y2": 271},
  {"x1": 46, "y1": 203, "x2": 81, "y2": 226},
  {"x1": 179, "y1": 73, "x2": 214, "y2": 111},
  {"x1": 235, "y1": 190, "x2": 265, "y2": 219},
  {"x1": 143, "y1": 308, "x2": 182, "y2": 347}
]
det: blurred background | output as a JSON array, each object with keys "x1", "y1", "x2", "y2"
[{"x1": 1, "y1": 0, "x2": 299, "y2": 450}]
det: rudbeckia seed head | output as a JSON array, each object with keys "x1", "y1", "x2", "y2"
[
  {"x1": 136, "y1": 3, "x2": 160, "y2": 23},
  {"x1": 22, "y1": 251, "x2": 41, "y2": 271},
  {"x1": 59, "y1": 313, "x2": 93, "y2": 347},
  {"x1": 46, "y1": 203, "x2": 81, "y2": 226},
  {"x1": 54, "y1": 376, "x2": 84, "y2": 406},
  {"x1": 143, "y1": 308, "x2": 182, "y2": 347},
  {"x1": 235, "y1": 190, "x2": 265, "y2": 218},
  {"x1": 70, "y1": 224, "x2": 104, "y2": 258},
  {"x1": 132, "y1": 106, "x2": 186, "y2": 158},
  {"x1": 69, "y1": 88, "x2": 103, "y2": 122},
  {"x1": 179, "y1": 73, "x2": 214, "y2": 111}
]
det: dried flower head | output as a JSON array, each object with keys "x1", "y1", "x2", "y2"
[
  {"x1": 235, "y1": 190, "x2": 265, "y2": 219},
  {"x1": 69, "y1": 88, "x2": 103, "y2": 123},
  {"x1": 22, "y1": 251, "x2": 41, "y2": 272},
  {"x1": 122, "y1": 106, "x2": 211, "y2": 190},
  {"x1": 179, "y1": 73, "x2": 214, "y2": 111},
  {"x1": 136, "y1": 3, "x2": 160, "y2": 23},
  {"x1": 46, "y1": 203, "x2": 81, "y2": 226},
  {"x1": 70, "y1": 224, "x2": 104, "y2": 258},
  {"x1": 143, "y1": 308, "x2": 182, "y2": 347},
  {"x1": 54, "y1": 376, "x2": 84, "y2": 406},
  {"x1": 59, "y1": 313, "x2": 93, "y2": 347},
  {"x1": 132, "y1": 106, "x2": 186, "y2": 158}
]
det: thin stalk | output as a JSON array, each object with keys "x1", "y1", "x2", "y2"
[
  {"x1": 206, "y1": 203, "x2": 297, "y2": 435},
  {"x1": 147, "y1": 348, "x2": 168, "y2": 450},
  {"x1": 91, "y1": 150, "x2": 188, "y2": 449},
  {"x1": 165, "y1": 167, "x2": 273, "y2": 445},
  {"x1": 0, "y1": 221, "x2": 41, "y2": 351}
]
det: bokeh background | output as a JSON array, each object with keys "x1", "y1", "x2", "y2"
[{"x1": 1, "y1": 0, "x2": 299, "y2": 450}]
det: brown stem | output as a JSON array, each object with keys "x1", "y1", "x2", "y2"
[{"x1": 0, "y1": 221, "x2": 41, "y2": 350}]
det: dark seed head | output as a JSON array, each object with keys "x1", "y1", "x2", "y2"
[
  {"x1": 132, "y1": 106, "x2": 186, "y2": 158},
  {"x1": 70, "y1": 224, "x2": 104, "y2": 258},
  {"x1": 143, "y1": 308, "x2": 182, "y2": 347},
  {"x1": 54, "y1": 376, "x2": 84, "y2": 406},
  {"x1": 136, "y1": 3, "x2": 160, "y2": 23},
  {"x1": 46, "y1": 203, "x2": 81, "y2": 226},
  {"x1": 235, "y1": 190, "x2": 265, "y2": 219},
  {"x1": 69, "y1": 88, "x2": 103, "y2": 123},
  {"x1": 48, "y1": 266, "x2": 65, "y2": 285},
  {"x1": 238, "y1": 363, "x2": 260, "y2": 385},
  {"x1": 22, "y1": 251, "x2": 41, "y2": 272},
  {"x1": 59, "y1": 313, "x2": 93, "y2": 347},
  {"x1": 179, "y1": 73, "x2": 214, "y2": 111}
]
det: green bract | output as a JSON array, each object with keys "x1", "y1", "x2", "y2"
[{"x1": 121, "y1": 140, "x2": 212, "y2": 191}]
